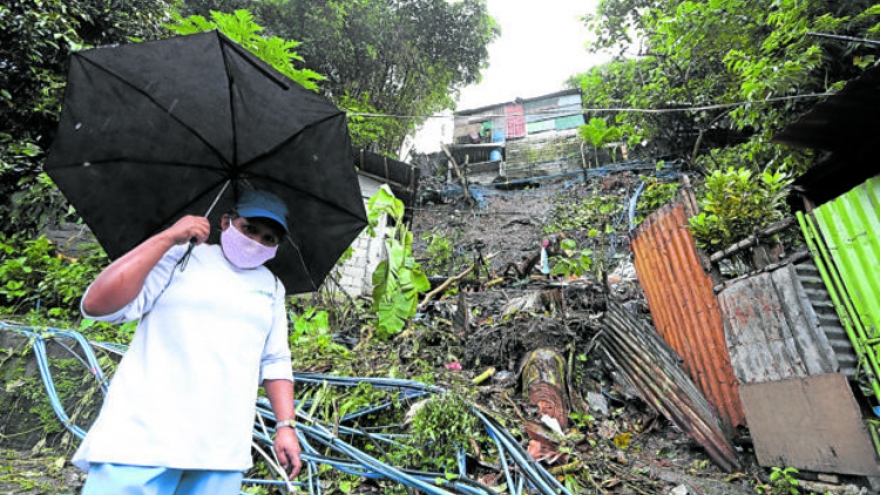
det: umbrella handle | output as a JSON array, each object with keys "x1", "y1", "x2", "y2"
[{"x1": 178, "y1": 239, "x2": 197, "y2": 271}]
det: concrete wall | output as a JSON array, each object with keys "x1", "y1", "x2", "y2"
[
  {"x1": 334, "y1": 175, "x2": 389, "y2": 296},
  {"x1": 505, "y1": 129, "x2": 584, "y2": 179}
]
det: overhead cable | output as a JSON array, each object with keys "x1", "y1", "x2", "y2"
[{"x1": 345, "y1": 92, "x2": 835, "y2": 119}]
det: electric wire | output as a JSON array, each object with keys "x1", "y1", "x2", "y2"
[{"x1": 345, "y1": 92, "x2": 835, "y2": 120}]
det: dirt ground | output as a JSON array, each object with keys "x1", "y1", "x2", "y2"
[
  {"x1": 407, "y1": 172, "x2": 873, "y2": 495},
  {"x1": 0, "y1": 171, "x2": 873, "y2": 495}
]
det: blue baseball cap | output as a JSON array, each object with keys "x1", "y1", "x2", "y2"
[{"x1": 236, "y1": 190, "x2": 289, "y2": 233}]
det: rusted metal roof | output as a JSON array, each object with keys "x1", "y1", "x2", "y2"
[
  {"x1": 773, "y1": 65, "x2": 880, "y2": 151},
  {"x1": 717, "y1": 261, "x2": 853, "y2": 385},
  {"x1": 353, "y1": 149, "x2": 420, "y2": 223},
  {"x1": 505, "y1": 104, "x2": 526, "y2": 139},
  {"x1": 630, "y1": 191, "x2": 746, "y2": 432},
  {"x1": 600, "y1": 300, "x2": 740, "y2": 472}
]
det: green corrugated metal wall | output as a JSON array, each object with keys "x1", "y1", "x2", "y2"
[
  {"x1": 814, "y1": 175, "x2": 880, "y2": 337},
  {"x1": 799, "y1": 174, "x2": 880, "y2": 402}
]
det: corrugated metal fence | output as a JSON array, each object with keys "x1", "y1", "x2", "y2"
[
  {"x1": 799, "y1": 174, "x2": 880, "y2": 401},
  {"x1": 630, "y1": 190, "x2": 746, "y2": 433}
]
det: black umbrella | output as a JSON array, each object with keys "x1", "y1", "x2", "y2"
[{"x1": 46, "y1": 31, "x2": 367, "y2": 294}]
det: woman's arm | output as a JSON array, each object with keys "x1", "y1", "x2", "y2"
[
  {"x1": 265, "y1": 378, "x2": 302, "y2": 478},
  {"x1": 82, "y1": 215, "x2": 210, "y2": 316}
]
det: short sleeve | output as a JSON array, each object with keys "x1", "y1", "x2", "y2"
[{"x1": 80, "y1": 244, "x2": 190, "y2": 324}]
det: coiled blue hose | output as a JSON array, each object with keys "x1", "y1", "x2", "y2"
[{"x1": 0, "y1": 323, "x2": 570, "y2": 495}]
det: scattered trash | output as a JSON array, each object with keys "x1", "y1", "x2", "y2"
[
  {"x1": 588, "y1": 391, "x2": 610, "y2": 417},
  {"x1": 670, "y1": 484, "x2": 689, "y2": 495}
]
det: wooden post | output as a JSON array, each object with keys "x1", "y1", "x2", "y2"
[{"x1": 441, "y1": 143, "x2": 473, "y2": 203}]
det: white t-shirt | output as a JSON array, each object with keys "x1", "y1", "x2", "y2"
[{"x1": 72, "y1": 243, "x2": 293, "y2": 472}]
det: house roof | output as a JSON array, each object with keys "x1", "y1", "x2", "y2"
[
  {"x1": 772, "y1": 65, "x2": 880, "y2": 151},
  {"x1": 772, "y1": 65, "x2": 880, "y2": 204},
  {"x1": 455, "y1": 88, "x2": 582, "y2": 117}
]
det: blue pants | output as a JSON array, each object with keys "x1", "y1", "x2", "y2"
[{"x1": 81, "y1": 463, "x2": 244, "y2": 495}]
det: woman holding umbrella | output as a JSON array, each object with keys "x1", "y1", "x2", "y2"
[{"x1": 73, "y1": 190, "x2": 301, "y2": 494}]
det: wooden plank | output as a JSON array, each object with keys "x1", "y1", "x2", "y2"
[{"x1": 740, "y1": 373, "x2": 880, "y2": 476}]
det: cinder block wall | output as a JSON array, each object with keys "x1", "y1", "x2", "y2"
[{"x1": 505, "y1": 130, "x2": 584, "y2": 179}]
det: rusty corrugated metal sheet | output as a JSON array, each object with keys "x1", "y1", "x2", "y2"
[
  {"x1": 630, "y1": 195, "x2": 746, "y2": 432},
  {"x1": 601, "y1": 300, "x2": 740, "y2": 472},
  {"x1": 718, "y1": 262, "x2": 845, "y2": 385}
]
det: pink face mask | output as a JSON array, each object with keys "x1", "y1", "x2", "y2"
[{"x1": 220, "y1": 222, "x2": 278, "y2": 269}]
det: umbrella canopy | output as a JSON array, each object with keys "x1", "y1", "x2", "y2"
[{"x1": 46, "y1": 31, "x2": 367, "y2": 294}]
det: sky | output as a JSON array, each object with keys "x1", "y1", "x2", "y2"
[{"x1": 406, "y1": 0, "x2": 608, "y2": 154}]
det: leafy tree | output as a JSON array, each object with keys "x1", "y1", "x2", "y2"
[
  {"x1": 573, "y1": 0, "x2": 880, "y2": 174},
  {"x1": 166, "y1": 9, "x2": 324, "y2": 91},
  {"x1": 178, "y1": 0, "x2": 499, "y2": 156},
  {"x1": 0, "y1": 0, "x2": 173, "y2": 237}
]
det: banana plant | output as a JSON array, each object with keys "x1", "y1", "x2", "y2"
[
  {"x1": 368, "y1": 185, "x2": 430, "y2": 339},
  {"x1": 579, "y1": 117, "x2": 623, "y2": 168}
]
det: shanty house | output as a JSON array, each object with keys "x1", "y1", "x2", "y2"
[
  {"x1": 629, "y1": 65, "x2": 880, "y2": 480},
  {"x1": 448, "y1": 89, "x2": 585, "y2": 183}
]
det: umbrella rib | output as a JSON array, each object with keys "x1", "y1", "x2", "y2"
[
  {"x1": 232, "y1": 112, "x2": 355, "y2": 217},
  {"x1": 238, "y1": 170, "x2": 366, "y2": 221},
  {"x1": 129, "y1": 177, "x2": 237, "y2": 247},
  {"x1": 219, "y1": 34, "x2": 240, "y2": 174},
  {"x1": 218, "y1": 33, "x2": 292, "y2": 90},
  {"x1": 238, "y1": 112, "x2": 345, "y2": 168},
  {"x1": 41, "y1": 158, "x2": 233, "y2": 174},
  {"x1": 75, "y1": 55, "x2": 234, "y2": 170},
  {"x1": 285, "y1": 234, "x2": 318, "y2": 292}
]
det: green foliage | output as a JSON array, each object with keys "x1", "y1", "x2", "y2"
[
  {"x1": 20, "y1": 358, "x2": 83, "y2": 435},
  {"x1": 0, "y1": 0, "x2": 172, "y2": 237},
  {"x1": 550, "y1": 239, "x2": 594, "y2": 280},
  {"x1": 546, "y1": 194, "x2": 624, "y2": 234},
  {"x1": 755, "y1": 466, "x2": 800, "y2": 495},
  {"x1": 632, "y1": 175, "x2": 680, "y2": 225},
  {"x1": 337, "y1": 92, "x2": 404, "y2": 154},
  {"x1": 297, "y1": 380, "x2": 396, "y2": 433},
  {"x1": 79, "y1": 317, "x2": 138, "y2": 344},
  {"x1": 288, "y1": 304, "x2": 349, "y2": 357},
  {"x1": 165, "y1": 9, "x2": 324, "y2": 91},
  {"x1": 576, "y1": 0, "x2": 880, "y2": 172},
  {"x1": 177, "y1": 0, "x2": 499, "y2": 155},
  {"x1": 404, "y1": 391, "x2": 480, "y2": 475},
  {"x1": 579, "y1": 118, "x2": 624, "y2": 167},
  {"x1": 0, "y1": 234, "x2": 108, "y2": 319},
  {"x1": 0, "y1": 152, "x2": 76, "y2": 237},
  {"x1": 368, "y1": 186, "x2": 430, "y2": 339},
  {"x1": 688, "y1": 167, "x2": 793, "y2": 250},
  {"x1": 420, "y1": 229, "x2": 466, "y2": 276}
]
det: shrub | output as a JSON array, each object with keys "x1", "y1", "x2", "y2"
[
  {"x1": 688, "y1": 167, "x2": 792, "y2": 251},
  {"x1": 0, "y1": 234, "x2": 107, "y2": 319}
]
